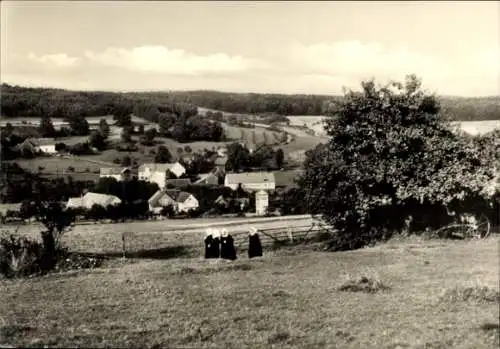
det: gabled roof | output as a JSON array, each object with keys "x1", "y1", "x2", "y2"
[
  {"x1": 139, "y1": 162, "x2": 183, "y2": 173},
  {"x1": 273, "y1": 170, "x2": 302, "y2": 188},
  {"x1": 148, "y1": 189, "x2": 195, "y2": 206},
  {"x1": 195, "y1": 172, "x2": 218, "y2": 184},
  {"x1": 66, "y1": 197, "x2": 84, "y2": 209},
  {"x1": 25, "y1": 138, "x2": 55, "y2": 147},
  {"x1": 100, "y1": 167, "x2": 130, "y2": 176},
  {"x1": 83, "y1": 192, "x2": 122, "y2": 207},
  {"x1": 225, "y1": 172, "x2": 275, "y2": 185},
  {"x1": 165, "y1": 178, "x2": 191, "y2": 188}
]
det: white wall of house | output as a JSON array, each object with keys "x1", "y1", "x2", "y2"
[
  {"x1": 151, "y1": 172, "x2": 168, "y2": 189},
  {"x1": 178, "y1": 195, "x2": 199, "y2": 212},
  {"x1": 170, "y1": 162, "x2": 186, "y2": 178},
  {"x1": 39, "y1": 145, "x2": 56, "y2": 154},
  {"x1": 255, "y1": 190, "x2": 269, "y2": 216}
]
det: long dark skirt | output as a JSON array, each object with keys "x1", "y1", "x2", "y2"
[
  {"x1": 248, "y1": 233, "x2": 263, "y2": 258},
  {"x1": 204, "y1": 235, "x2": 214, "y2": 259},
  {"x1": 212, "y1": 237, "x2": 220, "y2": 258},
  {"x1": 220, "y1": 235, "x2": 237, "y2": 260}
]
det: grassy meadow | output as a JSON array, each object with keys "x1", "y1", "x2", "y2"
[{"x1": 0, "y1": 234, "x2": 498, "y2": 348}]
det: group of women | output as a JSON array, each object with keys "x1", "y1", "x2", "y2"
[{"x1": 204, "y1": 227, "x2": 263, "y2": 260}]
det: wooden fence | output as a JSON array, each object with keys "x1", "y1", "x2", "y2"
[{"x1": 119, "y1": 223, "x2": 334, "y2": 259}]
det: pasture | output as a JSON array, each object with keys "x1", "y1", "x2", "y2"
[
  {"x1": 0, "y1": 231, "x2": 498, "y2": 348},
  {"x1": 8, "y1": 157, "x2": 107, "y2": 181}
]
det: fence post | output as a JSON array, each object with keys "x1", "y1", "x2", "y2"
[
  {"x1": 122, "y1": 232, "x2": 126, "y2": 259},
  {"x1": 287, "y1": 226, "x2": 294, "y2": 243}
]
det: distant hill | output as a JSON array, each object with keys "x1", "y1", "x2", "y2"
[{"x1": 1, "y1": 84, "x2": 499, "y2": 122}]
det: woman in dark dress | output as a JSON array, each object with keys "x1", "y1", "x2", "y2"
[
  {"x1": 248, "y1": 227, "x2": 263, "y2": 258},
  {"x1": 220, "y1": 228, "x2": 237, "y2": 260},
  {"x1": 204, "y1": 228, "x2": 214, "y2": 259},
  {"x1": 211, "y1": 228, "x2": 221, "y2": 259}
]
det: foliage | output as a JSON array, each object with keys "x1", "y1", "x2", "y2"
[
  {"x1": 89, "y1": 130, "x2": 107, "y2": 151},
  {"x1": 226, "y1": 142, "x2": 284, "y2": 172},
  {"x1": 0, "y1": 163, "x2": 93, "y2": 203},
  {"x1": 298, "y1": 75, "x2": 498, "y2": 251},
  {"x1": 98, "y1": 118, "x2": 111, "y2": 138},
  {"x1": 155, "y1": 146, "x2": 173, "y2": 163},
  {"x1": 38, "y1": 116, "x2": 56, "y2": 137},
  {"x1": 94, "y1": 177, "x2": 159, "y2": 202},
  {"x1": 68, "y1": 115, "x2": 90, "y2": 136},
  {"x1": 0, "y1": 235, "x2": 43, "y2": 278}
]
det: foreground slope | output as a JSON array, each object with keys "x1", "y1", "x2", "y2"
[{"x1": 1, "y1": 236, "x2": 498, "y2": 348}]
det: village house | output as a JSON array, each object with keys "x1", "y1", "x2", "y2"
[
  {"x1": 12, "y1": 138, "x2": 57, "y2": 155},
  {"x1": 99, "y1": 167, "x2": 133, "y2": 182},
  {"x1": 148, "y1": 189, "x2": 199, "y2": 214},
  {"x1": 138, "y1": 162, "x2": 186, "y2": 189},
  {"x1": 66, "y1": 192, "x2": 122, "y2": 210},
  {"x1": 224, "y1": 172, "x2": 276, "y2": 191}
]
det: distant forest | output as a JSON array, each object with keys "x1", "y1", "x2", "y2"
[{"x1": 1, "y1": 84, "x2": 499, "y2": 121}]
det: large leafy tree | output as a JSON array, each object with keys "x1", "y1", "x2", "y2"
[{"x1": 298, "y1": 75, "x2": 496, "y2": 251}]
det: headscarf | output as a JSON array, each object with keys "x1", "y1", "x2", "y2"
[
  {"x1": 212, "y1": 228, "x2": 221, "y2": 239},
  {"x1": 249, "y1": 227, "x2": 258, "y2": 236},
  {"x1": 220, "y1": 228, "x2": 229, "y2": 238},
  {"x1": 205, "y1": 228, "x2": 213, "y2": 237}
]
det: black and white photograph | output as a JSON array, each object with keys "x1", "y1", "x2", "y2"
[{"x1": 0, "y1": 1, "x2": 499, "y2": 348}]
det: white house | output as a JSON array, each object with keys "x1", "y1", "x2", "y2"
[
  {"x1": 148, "y1": 189, "x2": 199, "y2": 213},
  {"x1": 138, "y1": 162, "x2": 186, "y2": 189},
  {"x1": 224, "y1": 172, "x2": 276, "y2": 191},
  {"x1": 66, "y1": 192, "x2": 122, "y2": 210},
  {"x1": 99, "y1": 167, "x2": 132, "y2": 182},
  {"x1": 14, "y1": 138, "x2": 57, "y2": 154}
]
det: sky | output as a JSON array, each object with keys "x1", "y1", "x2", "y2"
[{"x1": 1, "y1": 1, "x2": 499, "y2": 96}]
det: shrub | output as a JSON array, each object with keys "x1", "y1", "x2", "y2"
[
  {"x1": 299, "y1": 75, "x2": 497, "y2": 251},
  {"x1": 440, "y1": 284, "x2": 500, "y2": 303},
  {"x1": 0, "y1": 235, "x2": 43, "y2": 278},
  {"x1": 338, "y1": 274, "x2": 390, "y2": 293}
]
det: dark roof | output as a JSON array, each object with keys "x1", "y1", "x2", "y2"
[
  {"x1": 273, "y1": 170, "x2": 302, "y2": 188},
  {"x1": 165, "y1": 178, "x2": 191, "y2": 188},
  {"x1": 165, "y1": 189, "x2": 193, "y2": 203}
]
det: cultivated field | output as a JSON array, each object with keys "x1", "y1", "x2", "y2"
[{"x1": 0, "y1": 234, "x2": 498, "y2": 348}]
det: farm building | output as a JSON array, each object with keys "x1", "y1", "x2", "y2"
[
  {"x1": 99, "y1": 167, "x2": 133, "y2": 182},
  {"x1": 224, "y1": 172, "x2": 275, "y2": 191},
  {"x1": 138, "y1": 162, "x2": 186, "y2": 189},
  {"x1": 148, "y1": 189, "x2": 199, "y2": 213},
  {"x1": 12, "y1": 138, "x2": 57, "y2": 155},
  {"x1": 66, "y1": 192, "x2": 122, "y2": 210}
]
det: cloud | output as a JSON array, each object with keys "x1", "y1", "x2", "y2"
[
  {"x1": 288, "y1": 40, "x2": 445, "y2": 82},
  {"x1": 1, "y1": 42, "x2": 498, "y2": 96},
  {"x1": 27, "y1": 52, "x2": 81, "y2": 69},
  {"x1": 83, "y1": 45, "x2": 269, "y2": 76},
  {"x1": 286, "y1": 40, "x2": 500, "y2": 96}
]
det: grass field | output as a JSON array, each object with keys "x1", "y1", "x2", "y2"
[
  {"x1": 1, "y1": 234, "x2": 498, "y2": 348},
  {"x1": 287, "y1": 116, "x2": 500, "y2": 137}
]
